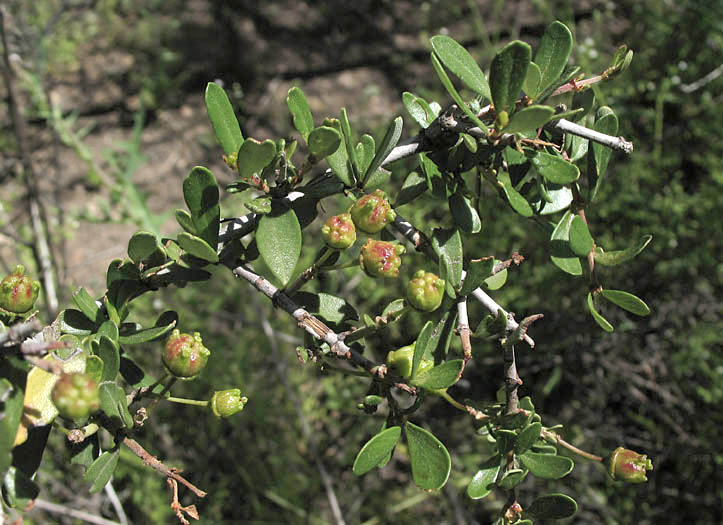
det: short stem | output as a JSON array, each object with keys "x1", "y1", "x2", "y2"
[
  {"x1": 438, "y1": 390, "x2": 466, "y2": 411},
  {"x1": 285, "y1": 247, "x2": 336, "y2": 295},
  {"x1": 343, "y1": 305, "x2": 411, "y2": 344},
  {"x1": 319, "y1": 260, "x2": 358, "y2": 272},
  {"x1": 166, "y1": 396, "x2": 209, "y2": 407},
  {"x1": 541, "y1": 428, "x2": 603, "y2": 462}
]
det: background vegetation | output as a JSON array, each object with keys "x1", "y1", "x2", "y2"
[{"x1": 1, "y1": 0, "x2": 720, "y2": 523}]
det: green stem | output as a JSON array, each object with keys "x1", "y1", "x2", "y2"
[
  {"x1": 541, "y1": 428, "x2": 603, "y2": 462},
  {"x1": 343, "y1": 305, "x2": 411, "y2": 343},
  {"x1": 166, "y1": 396, "x2": 210, "y2": 407},
  {"x1": 318, "y1": 260, "x2": 357, "y2": 272},
  {"x1": 285, "y1": 247, "x2": 337, "y2": 295}
]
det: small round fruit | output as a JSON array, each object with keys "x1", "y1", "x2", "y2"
[
  {"x1": 359, "y1": 240, "x2": 405, "y2": 278},
  {"x1": 321, "y1": 213, "x2": 356, "y2": 250},
  {"x1": 386, "y1": 344, "x2": 415, "y2": 379},
  {"x1": 406, "y1": 270, "x2": 445, "y2": 312},
  {"x1": 209, "y1": 389, "x2": 248, "y2": 418},
  {"x1": 51, "y1": 373, "x2": 100, "y2": 421},
  {"x1": 0, "y1": 265, "x2": 41, "y2": 313},
  {"x1": 162, "y1": 329, "x2": 211, "y2": 379},
  {"x1": 349, "y1": 189, "x2": 396, "y2": 234}
]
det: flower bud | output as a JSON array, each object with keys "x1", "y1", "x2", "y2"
[
  {"x1": 604, "y1": 447, "x2": 653, "y2": 483},
  {"x1": 321, "y1": 213, "x2": 356, "y2": 250},
  {"x1": 51, "y1": 373, "x2": 100, "y2": 421},
  {"x1": 406, "y1": 270, "x2": 446, "y2": 312},
  {"x1": 359, "y1": 240, "x2": 405, "y2": 278},
  {"x1": 209, "y1": 389, "x2": 247, "y2": 418},
  {"x1": 162, "y1": 329, "x2": 210, "y2": 378},
  {"x1": 386, "y1": 344, "x2": 415, "y2": 379},
  {"x1": 349, "y1": 189, "x2": 396, "y2": 234},
  {"x1": 0, "y1": 265, "x2": 41, "y2": 313}
]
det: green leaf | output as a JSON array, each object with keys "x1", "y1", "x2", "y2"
[
  {"x1": 174, "y1": 209, "x2": 196, "y2": 235},
  {"x1": 535, "y1": 21, "x2": 574, "y2": 92},
  {"x1": 99, "y1": 383, "x2": 133, "y2": 429},
  {"x1": 587, "y1": 293, "x2": 614, "y2": 332},
  {"x1": 340, "y1": 108, "x2": 361, "y2": 183},
  {"x1": 395, "y1": 171, "x2": 427, "y2": 207},
  {"x1": 525, "y1": 493, "x2": 578, "y2": 520},
  {"x1": 448, "y1": 191, "x2": 481, "y2": 233},
  {"x1": 246, "y1": 196, "x2": 272, "y2": 215},
  {"x1": 118, "y1": 312, "x2": 177, "y2": 345},
  {"x1": 497, "y1": 468, "x2": 528, "y2": 490},
  {"x1": 84, "y1": 355, "x2": 104, "y2": 384},
  {"x1": 84, "y1": 449, "x2": 120, "y2": 494},
  {"x1": 497, "y1": 171, "x2": 533, "y2": 217},
  {"x1": 256, "y1": 202, "x2": 302, "y2": 286},
  {"x1": 514, "y1": 422, "x2": 542, "y2": 455},
  {"x1": 308, "y1": 126, "x2": 341, "y2": 159},
  {"x1": 127, "y1": 231, "x2": 162, "y2": 265},
  {"x1": 483, "y1": 263, "x2": 507, "y2": 290},
  {"x1": 402, "y1": 92, "x2": 439, "y2": 128},
  {"x1": 119, "y1": 356, "x2": 157, "y2": 390},
  {"x1": 532, "y1": 151, "x2": 580, "y2": 184},
  {"x1": 183, "y1": 166, "x2": 220, "y2": 247},
  {"x1": 520, "y1": 451, "x2": 574, "y2": 479},
  {"x1": 495, "y1": 429, "x2": 517, "y2": 454},
  {"x1": 412, "y1": 359, "x2": 463, "y2": 389},
  {"x1": 467, "y1": 455, "x2": 501, "y2": 499},
  {"x1": 286, "y1": 87, "x2": 314, "y2": 141},
  {"x1": 2, "y1": 466, "x2": 39, "y2": 508},
  {"x1": 430, "y1": 52, "x2": 488, "y2": 133},
  {"x1": 489, "y1": 41, "x2": 532, "y2": 114},
  {"x1": 362, "y1": 116, "x2": 402, "y2": 188},
  {"x1": 69, "y1": 433, "x2": 99, "y2": 468},
  {"x1": 59, "y1": 308, "x2": 97, "y2": 336},
  {"x1": 323, "y1": 118, "x2": 353, "y2": 186},
  {"x1": 352, "y1": 426, "x2": 402, "y2": 475},
  {"x1": 72, "y1": 287, "x2": 100, "y2": 323},
  {"x1": 432, "y1": 228, "x2": 463, "y2": 290},
  {"x1": 412, "y1": 321, "x2": 434, "y2": 379},
  {"x1": 405, "y1": 422, "x2": 451, "y2": 490},
  {"x1": 292, "y1": 292, "x2": 358, "y2": 325},
  {"x1": 522, "y1": 62, "x2": 541, "y2": 98},
  {"x1": 601, "y1": 290, "x2": 650, "y2": 316},
  {"x1": 204, "y1": 82, "x2": 243, "y2": 157},
  {"x1": 96, "y1": 336, "x2": 120, "y2": 383},
  {"x1": 430, "y1": 35, "x2": 491, "y2": 100},
  {"x1": 588, "y1": 107, "x2": 618, "y2": 201},
  {"x1": 503, "y1": 105, "x2": 555, "y2": 134},
  {"x1": 459, "y1": 258, "x2": 494, "y2": 297},
  {"x1": 356, "y1": 134, "x2": 375, "y2": 175},
  {"x1": 550, "y1": 210, "x2": 582, "y2": 275},
  {"x1": 237, "y1": 138, "x2": 277, "y2": 180},
  {"x1": 569, "y1": 215, "x2": 594, "y2": 256},
  {"x1": 531, "y1": 182, "x2": 572, "y2": 215},
  {"x1": 594, "y1": 235, "x2": 652, "y2": 266},
  {"x1": 177, "y1": 232, "x2": 219, "y2": 263},
  {"x1": 0, "y1": 360, "x2": 27, "y2": 475}
]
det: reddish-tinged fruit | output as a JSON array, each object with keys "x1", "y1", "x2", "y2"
[
  {"x1": 0, "y1": 265, "x2": 41, "y2": 313},
  {"x1": 407, "y1": 270, "x2": 446, "y2": 312},
  {"x1": 349, "y1": 189, "x2": 396, "y2": 234},
  {"x1": 162, "y1": 329, "x2": 210, "y2": 378},
  {"x1": 321, "y1": 213, "x2": 356, "y2": 249},
  {"x1": 359, "y1": 240, "x2": 405, "y2": 278},
  {"x1": 604, "y1": 447, "x2": 653, "y2": 483},
  {"x1": 209, "y1": 389, "x2": 248, "y2": 418},
  {"x1": 386, "y1": 344, "x2": 415, "y2": 379},
  {"x1": 51, "y1": 373, "x2": 100, "y2": 420}
]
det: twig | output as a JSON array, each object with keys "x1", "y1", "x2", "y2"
[
  {"x1": 0, "y1": 319, "x2": 41, "y2": 345},
  {"x1": 121, "y1": 437, "x2": 206, "y2": 499},
  {"x1": 548, "y1": 118, "x2": 633, "y2": 154},
  {"x1": 167, "y1": 478, "x2": 199, "y2": 525},
  {"x1": 103, "y1": 481, "x2": 129, "y2": 525},
  {"x1": 30, "y1": 498, "x2": 121, "y2": 525},
  {"x1": 456, "y1": 297, "x2": 472, "y2": 366}
]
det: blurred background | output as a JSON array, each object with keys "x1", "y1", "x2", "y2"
[{"x1": 1, "y1": 0, "x2": 721, "y2": 523}]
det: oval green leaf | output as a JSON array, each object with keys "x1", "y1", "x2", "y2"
[
  {"x1": 449, "y1": 191, "x2": 482, "y2": 233},
  {"x1": 402, "y1": 91, "x2": 438, "y2": 128},
  {"x1": 459, "y1": 258, "x2": 494, "y2": 297},
  {"x1": 323, "y1": 118, "x2": 353, "y2": 186},
  {"x1": 601, "y1": 290, "x2": 650, "y2": 316},
  {"x1": 411, "y1": 359, "x2": 463, "y2": 390},
  {"x1": 405, "y1": 422, "x2": 451, "y2": 490},
  {"x1": 363, "y1": 116, "x2": 402, "y2": 187},
  {"x1": 118, "y1": 319, "x2": 176, "y2": 345},
  {"x1": 308, "y1": 126, "x2": 341, "y2": 159},
  {"x1": 489, "y1": 40, "x2": 532, "y2": 114},
  {"x1": 569, "y1": 215, "x2": 594, "y2": 256},
  {"x1": 587, "y1": 292, "x2": 614, "y2": 332},
  {"x1": 99, "y1": 382, "x2": 133, "y2": 429},
  {"x1": 174, "y1": 209, "x2": 196, "y2": 235},
  {"x1": 497, "y1": 171, "x2": 533, "y2": 217},
  {"x1": 237, "y1": 138, "x2": 277, "y2": 180},
  {"x1": 394, "y1": 171, "x2": 427, "y2": 207},
  {"x1": 483, "y1": 263, "x2": 507, "y2": 291},
  {"x1": 127, "y1": 231, "x2": 161, "y2": 266},
  {"x1": 503, "y1": 105, "x2": 555, "y2": 134},
  {"x1": 352, "y1": 426, "x2": 401, "y2": 475},
  {"x1": 430, "y1": 35, "x2": 490, "y2": 100},
  {"x1": 96, "y1": 336, "x2": 120, "y2": 383},
  {"x1": 256, "y1": 203, "x2": 302, "y2": 286},
  {"x1": 520, "y1": 451, "x2": 574, "y2": 479},
  {"x1": 532, "y1": 151, "x2": 580, "y2": 184},
  {"x1": 204, "y1": 82, "x2": 243, "y2": 156},
  {"x1": 550, "y1": 210, "x2": 582, "y2": 275},
  {"x1": 286, "y1": 86, "x2": 314, "y2": 141},
  {"x1": 183, "y1": 166, "x2": 220, "y2": 247},
  {"x1": 525, "y1": 493, "x2": 578, "y2": 520},
  {"x1": 467, "y1": 455, "x2": 501, "y2": 499},
  {"x1": 177, "y1": 232, "x2": 219, "y2": 263},
  {"x1": 72, "y1": 287, "x2": 100, "y2": 323},
  {"x1": 340, "y1": 108, "x2": 361, "y2": 183},
  {"x1": 292, "y1": 292, "x2": 358, "y2": 325},
  {"x1": 497, "y1": 468, "x2": 528, "y2": 489},
  {"x1": 514, "y1": 422, "x2": 542, "y2": 455},
  {"x1": 594, "y1": 235, "x2": 652, "y2": 266},
  {"x1": 522, "y1": 62, "x2": 541, "y2": 98},
  {"x1": 535, "y1": 21, "x2": 574, "y2": 92},
  {"x1": 84, "y1": 449, "x2": 120, "y2": 494},
  {"x1": 432, "y1": 228, "x2": 463, "y2": 290},
  {"x1": 411, "y1": 321, "x2": 434, "y2": 379},
  {"x1": 430, "y1": 52, "x2": 488, "y2": 133}
]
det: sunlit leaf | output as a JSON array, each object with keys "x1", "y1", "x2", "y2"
[
  {"x1": 204, "y1": 82, "x2": 243, "y2": 156},
  {"x1": 601, "y1": 290, "x2": 650, "y2": 316},
  {"x1": 467, "y1": 455, "x2": 501, "y2": 499},
  {"x1": 405, "y1": 422, "x2": 451, "y2": 490},
  {"x1": 535, "y1": 21, "x2": 574, "y2": 92},
  {"x1": 520, "y1": 451, "x2": 574, "y2": 479},
  {"x1": 286, "y1": 86, "x2": 314, "y2": 141},
  {"x1": 430, "y1": 35, "x2": 490, "y2": 99},
  {"x1": 84, "y1": 449, "x2": 120, "y2": 494},
  {"x1": 352, "y1": 426, "x2": 401, "y2": 475},
  {"x1": 256, "y1": 202, "x2": 302, "y2": 286},
  {"x1": 587, "y1": 292, "x2": 614, "y2": 332},
  {"x1": 489, "y1": 41, "x2": 532, "y2": 114}
]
